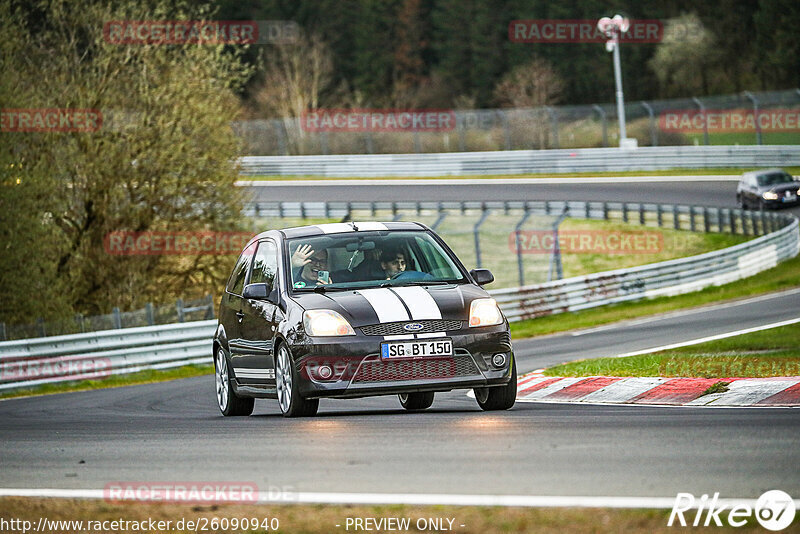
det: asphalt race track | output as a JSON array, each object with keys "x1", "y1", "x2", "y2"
[
  {"x1": 244, "y1": 177, "x2": 800, "y2": 218},
  {"x1": 1, "y1": 177, "x2": 798, "y2": 501},
  {"x1": 0, "y1": 290, "x2": 798, "y2": 498}
]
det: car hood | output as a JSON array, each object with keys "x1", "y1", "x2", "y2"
[{"x1": 289, "y1": 284, "x2": 491, "y2": 327}]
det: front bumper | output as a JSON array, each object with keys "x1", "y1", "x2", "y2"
[{"x1": 289, "y1": 325, "x2": 513, "y2": 399}]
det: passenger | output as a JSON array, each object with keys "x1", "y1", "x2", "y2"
[{"x1": 291, "y1": 244, "x2": 333, "y2": 286}]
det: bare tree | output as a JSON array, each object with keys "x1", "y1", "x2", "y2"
[{"x1": 493, "y1": 57, "x2": 564, "y2": 149}]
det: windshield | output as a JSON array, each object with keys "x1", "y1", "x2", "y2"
[
  {"x1": 286, "y1": 230, "x2": 465, "y2": 291},
  {"x1": 757, "y1": 172, "x2": 794, "y2": 186}
]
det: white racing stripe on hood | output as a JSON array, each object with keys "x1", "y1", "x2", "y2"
[
  {"x1": 391, "y1": 286, "x2": 442, "y2": 320},
  {"x1": 357, "y1": 288, "x2": 410, "y2": 323}
]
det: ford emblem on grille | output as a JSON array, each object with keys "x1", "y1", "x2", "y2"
[{"x1": 403, "y1": 322, "x2": 424, "y2": 332}]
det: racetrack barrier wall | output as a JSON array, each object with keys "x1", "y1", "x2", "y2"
[
  {"x1": 238, "y1": 145, "x2": 800, "y2": 177},
  {"x1": 0, "y1": 202, "x2": 796, "y2": 390}
]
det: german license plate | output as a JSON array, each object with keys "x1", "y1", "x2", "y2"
[
  {"x1": 381, "y1": 339, "x2": 453, "y2": 359},
  {"x1": 782, "y1": 193, "x2": 796, "y2": 203}
]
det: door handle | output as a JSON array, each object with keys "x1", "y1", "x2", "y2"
[{"x1": 236, "y1": 311, "x2": 245, "y2": 322}]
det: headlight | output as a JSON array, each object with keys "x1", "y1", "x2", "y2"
[
  {"x1": 303, "y1": 310, "x2": 355, "y2": 336},
  {"x1": 468, "y1": 298, "x2": 503, "y2": 327},
  {"x1": 763, "y1": 191, "x2": 779, "y2": 200}
]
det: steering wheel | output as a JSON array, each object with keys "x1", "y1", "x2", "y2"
[{"x1": 390, "y1": 270, "x2": 435, "y2": 281}]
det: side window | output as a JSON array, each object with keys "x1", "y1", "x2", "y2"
[
  {"x1": 250, "y1": 240, "x2": 278, "y2": 286},
  {"x1": 226, "y1": 241, "x2": 257, "y2": 295}
]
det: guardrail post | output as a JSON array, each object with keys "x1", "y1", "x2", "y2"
[
  {"x1": 547, "y1": 207, "x2": 569, "y2": 282},
  {"x1": 689, "y1": 206, "x2": 696, "y2": 232},
  {"x1": 457, "y1": 113, "x2": 466, "y2": 152},
  {"x1": 205, "y1": 294, "x2": 215, "y2": 319},
  {"x1": 176, "y1": 299, "x2": 185, "y2": 323},
  {"x1": 364, "y1": 132, "x2": 374, "y2": 154},
  {"x1": 300, "y1": 203, "x2": 306, "y2": 219},
  {"x1": 145, "y1": 303, "x2": 155, "y2": 326},
  {"x1": 432, "y1": 204, "x2": 447, "y2": 231},
  {"x1": 473, "y1": 208, "x2": 491, "y2": 268},
  {"x1": 692, "y1": 97, "x2": 709, "y2": 146},
  {"x1": 729, "y1": 210, "x2": 737, "y2": 234},
  {"x1": 112, "y1": 308, "x2": 121, "y2": 329},
  {"x1": 673, "y1": 205, "x2": 679, "y2": 230},
  {"x1": 742, "y1": 211, "x2": 750, "y2": 236},
  {"x1": 0, "y1": 322, "x2": 5, "y2": 341},
  {"x1": 744, "y1": 91, "x2": 762, "y2": 145},
  {"x1": 501, "y1": 111, "x2": 511, "y2": 150},
  {"x1": 75, "y1": 313, "x2": 85, "y2": 333},
  {"x1": 321, "y1": 132, "x2": 330, "y2": 155},
  {"x1": 750, "y1": 211, "x2": 758, "y2": 236},
  {"x1": 703, "y1": 207, "x2": 710, "y2": 233},
  {"x1": 656, "y1": 204, "x2": 663, "y2": 227},
  {"x1": 593, "y1": 105, "x2": 608, "y2": 147},
  {"x1": 514, "y1": 209, "x2": 534, "y2": 287},
  {"x1": 545, "y1": 107, "x2": 559, "y2": 149},
  {"x1": 275, "y1": 121, "x2": 287, "y2": 155},
  {"x1": 641, "y1": 102, "x2": 657, "y2": 146},
  {"x1": 585, "y1": 202, "x2": 591, "y2": 219},
  {"x1": 622, "y1": 203, "x2": 629, "y2": 223},
  {"x1": 413, "y1": 132, "x2": 422, "y2": 153},
  {"x1": 639, "y1": 203, "x2": 645, "y2": 225},
  {"x1": 760, "y1": 210, "x2": 767, "y2": 235},
  {"x1": 603, "y1": 202, "x2": 609, "y2": 220},
  {"x1": 544, "y1": 200, "x2": 551, "y2": 215}
]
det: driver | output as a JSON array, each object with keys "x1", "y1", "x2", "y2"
[
  {"x1": 291, "y1": 244, "x2": 333, "y2": 286},
  {"x1": 380, "y1": 245, "x2": 407, "y2": 279}
]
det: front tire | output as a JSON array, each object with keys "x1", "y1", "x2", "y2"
[
  {"x1": 474, "y1": 358, "x2": 517, "y2": 411},
  {"x1": 215, "y1": 348, "x2": 254, "y2": 416},
  {"x1": 275, "y1": 344, "x2": 318, "y2": 417},
  {"x1": 398, "y1": 392, "x2": 434, "y2": 411}
]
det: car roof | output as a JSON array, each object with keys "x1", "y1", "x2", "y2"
[{"x1": 248, "y1": 221, "x2": 428, "y2": 244}]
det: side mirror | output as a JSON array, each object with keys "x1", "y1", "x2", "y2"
[
  {"x1": 243, "y1": 283, "x2": 271, "y2": 300},
  {"x1": 470, "y1": 268, "x2": 494, "y2": 286}
]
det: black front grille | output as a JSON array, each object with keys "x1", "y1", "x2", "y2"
[
  {"x1": 352, "y1": 355, "x2": 480, "y2": 383},
  {"x1": 361, "y1": 320, "x2": 462, "y2": 336}
]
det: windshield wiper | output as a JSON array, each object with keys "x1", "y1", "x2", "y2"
[{"x1": 394, "y1": 280, "x2": 451, "y2": 287}]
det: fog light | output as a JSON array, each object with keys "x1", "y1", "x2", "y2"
[
  {"x1": 318, "y1": 365, "x2": 333, "y2": 379},
  {"x1": 492, "y1": 353, "x2": 507, "y2": 367}
]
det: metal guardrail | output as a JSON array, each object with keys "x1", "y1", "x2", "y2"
[
  {"x1": 239, "y1": 145, "x2": 800, "y2": 177},
  {"x1": 0, "y1": 202, "x2": 796, "y2": 391},
  {"x1": 0, "y1": 320, "x2": 216, "y2": 391}
]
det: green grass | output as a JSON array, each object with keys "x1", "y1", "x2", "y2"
[
  {"x1": 244, "y1": 167, "x2": 800, "y2": 181},
  {"x1": 510, "y1": 253, "x2": 800, "y2": 340},
  {"x1": 0, "y1": 364, "x2": 212, "y2": 400},
  {"x1": 544, "y1": 323, "x2": 800, "y2": 378}
]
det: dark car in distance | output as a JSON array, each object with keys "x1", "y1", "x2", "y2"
[
  {"x1": 737, "y1": 169, "x2": 799, "y2": 209},
  {"x1": 213, "y1": 222, "x2": 517, "y2": 417}
]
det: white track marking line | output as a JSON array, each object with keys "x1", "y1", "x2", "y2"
[
  {"x1": 4, "y1": 487, "x2": 793, "y2": 509},
  {"x1": 570, "y1": 288, "x2": 800, "y2": 337},
  {"x1": 611, "y1": 317, "x2": 800, "y2": 359},
  {"x1": 238, "y1": 176, "x2": 741, "y2": 187}
]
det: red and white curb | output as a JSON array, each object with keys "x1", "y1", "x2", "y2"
[{"x1": 516, "y1": 371, "x2": 800, "y2": 407}]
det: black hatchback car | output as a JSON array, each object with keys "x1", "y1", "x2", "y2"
[
  {"x1": 213, "y1": 222, "x2": 516, "y2": 417},
  {"x1": 737, "y1": 169, "x2": 799, "y2": 209}
]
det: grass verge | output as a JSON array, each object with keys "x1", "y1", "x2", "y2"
[
  {"x1": 0, "y1": 498, "x2": 783, "y2": 533},
  {"x1": 510, "y1": 253, "x2": 800, "y2": 340},
  {"x1": 243, "y1": 166, "x2": 800, "y2": 181},
  {"x1": 543, "y1": 324, "x2": 800, "y2": 378},
  {"x1": 0, "y1": 364, "x2": 212, "y2": 401}
]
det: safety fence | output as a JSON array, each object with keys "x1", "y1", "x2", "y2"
[
  {"x1": 235, "y1": 89, "x2": 800, "y2": 155},
  {"x1": 238, "y1": 145, "x2": 800, "y2": 177},
  {"x1": 0, "y1": 202, "x2": 796, "y2": 391},
  {"x1": 0, "y1": 295, "x2": 214, "y2": 342}
]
